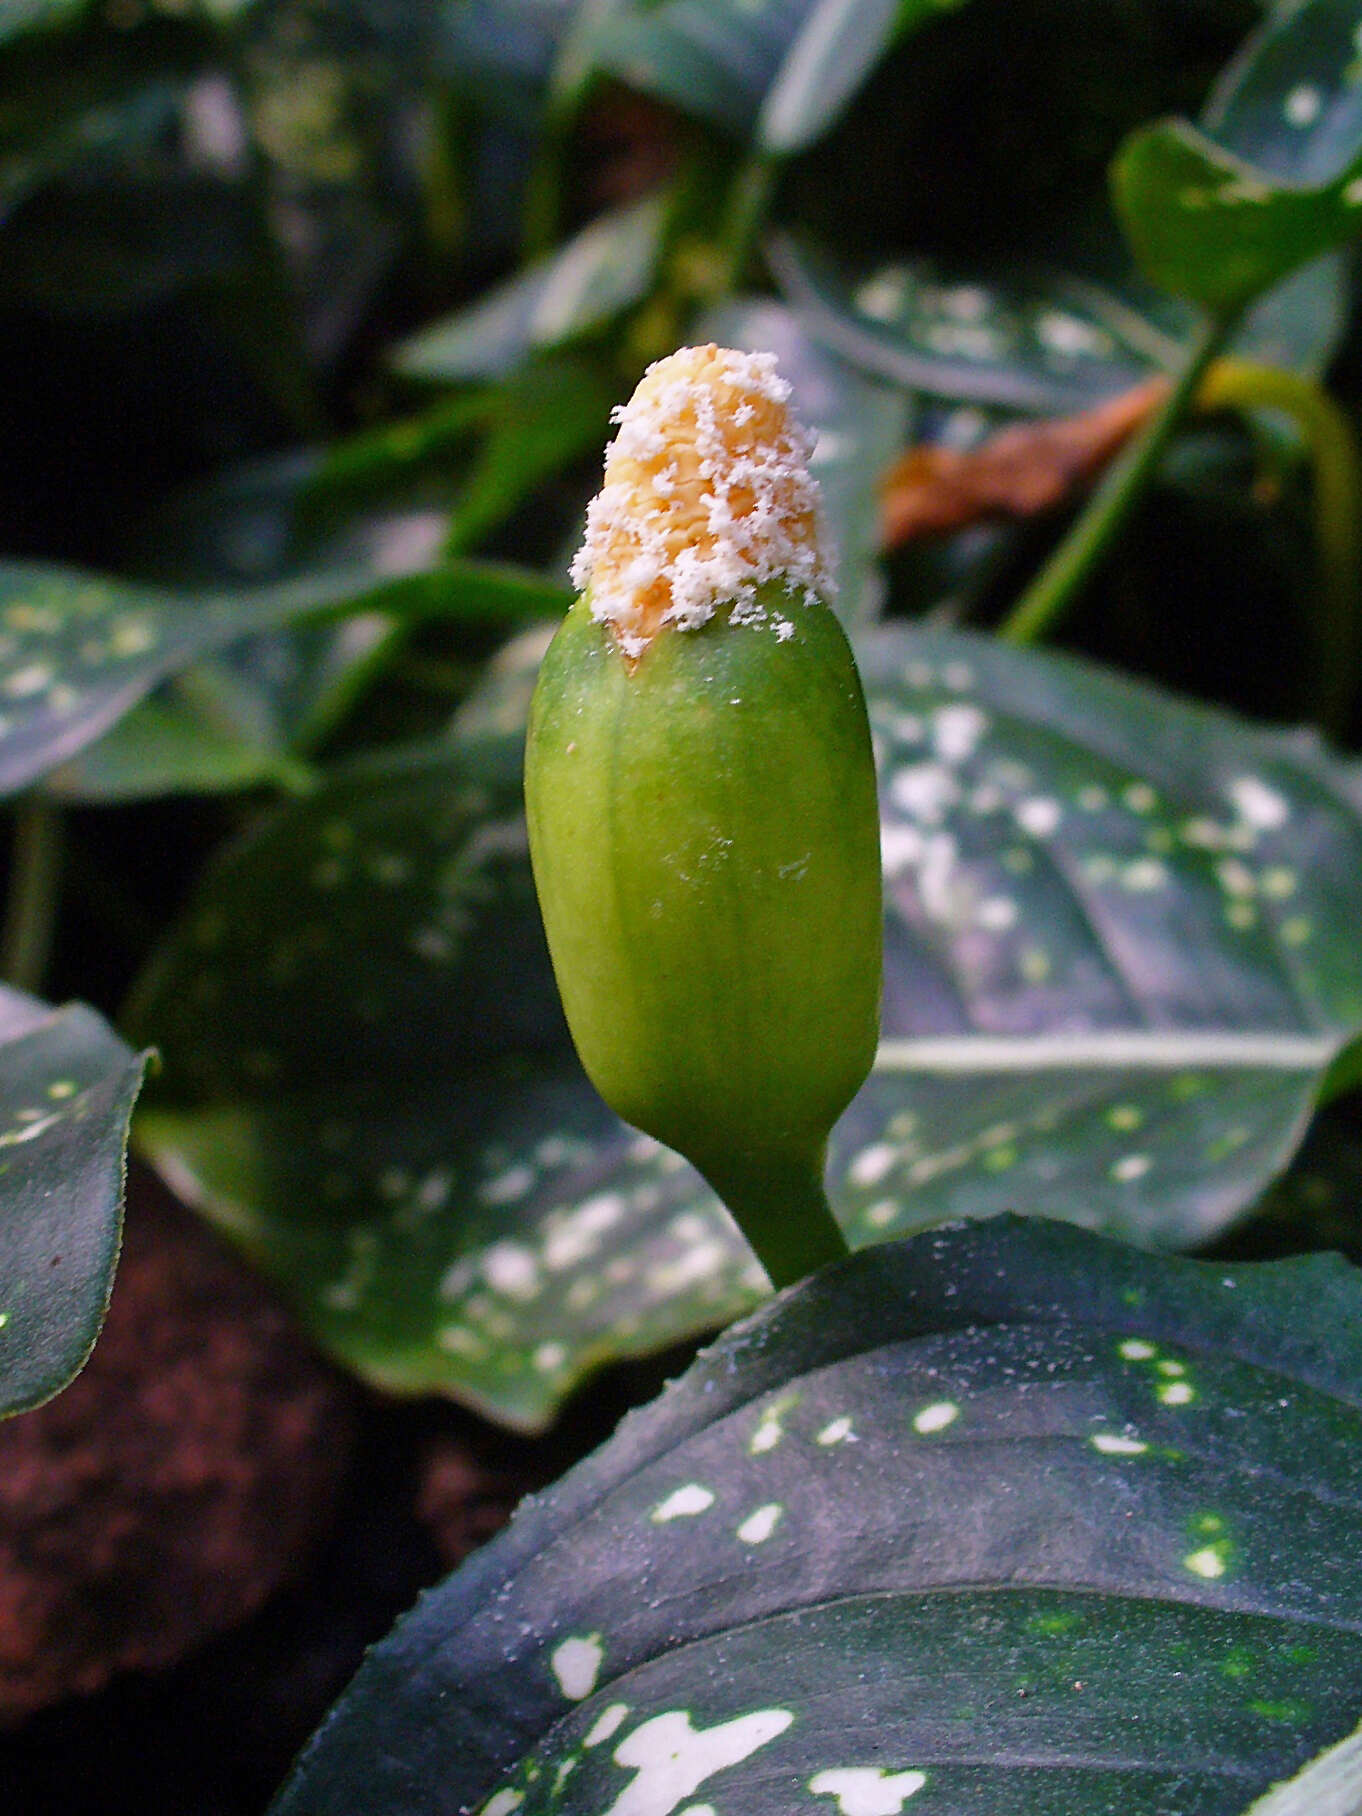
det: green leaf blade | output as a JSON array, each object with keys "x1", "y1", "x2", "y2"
[
  {"x1": 0, "y1": 987, "x2": 147, "y2": 1416},
  {"x1": 269, "y1": 1219, "x2": 1362, "y2": 1816}
]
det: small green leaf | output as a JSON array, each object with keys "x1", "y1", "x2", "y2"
[
  {"x1": 0, "y1": 986, "x2": 147, "y2": 1416},
  {"x1": 1113, "y1": 0, "x2": 1362, "y2": 311},
  {"x1": 392, "y1": 195, "x2": 667, "y2": 384},
  {"x1": 269, "y1": 1217, "x2": 1362, "y2": 1816}
]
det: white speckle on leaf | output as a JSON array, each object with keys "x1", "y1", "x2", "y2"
[
  {"x1": 1159, "y1": 1381, "x2": 1195, "y2": 1406},
  {"x1": 890, "y1": 763, "x2": 959, "y2": 826},
  {"x1": 481, "y1": 1241, "x2": 541, "y2": 1301},
  {"x1": 817, "y1": 1416, "x2": 856, "y2": 1446},
  {"x1": 737, "y1": 1503, "x2": 783, "y2": 1544},
  {"x1": 1015, "y1": 796, "x2": 1061, "y2": 838},
  {"x1": 1090, "y1": 1433, "x2": 1148, "y2": 1456},
  {"x1": 1111, "y1": 1153, "x2": 1151, "y2": 1183},
  {"x1": 479, "y1": 1165, "x2": 535, "y2": 1206},
  {"x1": 585, "y1": 1704, "x2": 631, "y2": 1748},
  {"x1": 1119, "y1": 1338, "x2": 1157, "y2": 1361},
  {"x1": 1285, "y1": 83, "x2": 1322, "y2": 125},
  {"x1": 1184, "y1": 1546, "x2": 1227, "y2": 1579},
  {"x1": 913, "y1": 1402, "x2": 959, "y2": 1434},
  {"x1": 809, "y1": 1767, "x2": 928, "y2": 1815},
  {"x1": 931, "y1": 703, "x2": 989, "y2": 763},
  {"x1": 1227, "y1": 774, "x2": 1288, "y2": 831},
  {"x1": 551, "y1": 1635, "x2": 603, "y2": 1700},
  {"x1": 848, "y1": 1142, "x2": 898, "y2": 1188},
  {"x1": 602, "y1": 1709, "x2": 793, "y2": 1816},
  {"x1": 651, "y1": 1484, "x2": 715, "y2": 1523}
]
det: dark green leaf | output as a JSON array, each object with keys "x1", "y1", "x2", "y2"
[
  {"x1": 757, "y1": 0, "x2": 965, "y2": 155},
  {"x1": 0, "y1": 986, "x2": 146, "y2": 1416},
  {"x1": 130, "y1": 626, "x2": 1362, "y2": 1425},
  {"x1": 1113, "y1": 0, "x2": 1362, "y2": 311},
  {"x1": 270, "y1": 1216, "x2": 1362, "y2": 1816},
  {"x1": 585, "y1": 0, "x2": 810, "y2": 138},
  {"x1": 769, "y1": 234, "x2": 1168, "y2": 412},
  {"x1": 392, "y1": 195, "x2": 667, "y2": 384},
  {"x1": 0, "y1": 557, "x2": 569, "y2": 800}
]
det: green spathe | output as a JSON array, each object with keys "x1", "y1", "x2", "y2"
[{"x1": 525, "y1": 578, "x2": 882, "y2": 1286}]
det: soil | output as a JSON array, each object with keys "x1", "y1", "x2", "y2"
[{"x1": 0, "y1": 1170, "x2": 688, "y2": 1815}]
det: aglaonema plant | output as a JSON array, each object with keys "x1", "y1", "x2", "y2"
[{"x1": 270, "y1": 347, "x2": 1362, "y2": 1816}]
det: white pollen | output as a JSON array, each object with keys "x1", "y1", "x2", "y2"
[
  {"x1": 481, "y1": 1791, "x2": 524, "y2": 1816},
  {"x1": 1184, "y1": 1547, "x2": 1226, "y2": 1579},
  {"x1": 1111, "y1": 1153, "x2": 1151, "y2": 1183},
  {"x1": 651, "y1": 1484, "x2": 716, "y2": 1522},
  {"x1": 1285, "y1": 83, "x2": 1322, "y2": 126},
  {"x1": 1119, "y1": 1339, "x2": 1157, "y2": 1360}
]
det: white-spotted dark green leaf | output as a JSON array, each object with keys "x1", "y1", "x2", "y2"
[
  {"x1": 126, "y1": 634, "x2": 760, "y2": 1427},
  {"x1": 0, "y1": 985, "x2": 147, "y2": 1416},
  {"x1": 769, "y1": 234, "x2": 1168, "y2": 412},
  {"x1": 392, "y1": 194, "x2": 667, "y2": 384},
  {"x1": 1114, "y1": 0, "x2": 1362, "y2": 311},
  {"x1": 0, "y1": 557, "x2": 571, "y2": 801},
  {"x1": 769, "y1": 234, "x2": 1348, "y2": 414},
  {"x1": 841, "y1": 625, "x2": 1362, "y2": 1250},
  {"x1": 269, "y1": 1216, "x2": 1362, "y2": 1816},
  {"x1": 129, "y1": 624, "x2": 1362, "y2": 1427}
]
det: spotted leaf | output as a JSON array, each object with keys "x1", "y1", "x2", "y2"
[
  {"x1": 269, "y1": 1216, "x2": 1362, "y2": 1816},
  {"x1": 1114, "y1": 0, "x2": 1362, "y2": 312},
  {"x1": 130, "y1": 622, "x2": 1362, "y2": 1427},
  {"x1": 843, "y1": 624, "x2": 1362, "y2": 1251},
  {"x1": 0, "y1": 558, "x2": 569, "y2": 801},
  {"x1": 0, "y1": 986, "x2": 147, "y2": 1416}
]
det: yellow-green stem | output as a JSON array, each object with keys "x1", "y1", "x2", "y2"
[
  {"x1": 1198, "y1": 357, "x2": 1362, "y2": 738},
  {"x1": 2, "y1": 801, "x2": 62, "y2": 994},
  {"x1": 1001, "y1": 311, "x2": 1238, "y2": 647},
  {"x1": 702, "y1": 1144, "x2": 850, "y2": 1292}
]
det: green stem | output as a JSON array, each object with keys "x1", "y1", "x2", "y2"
[
  {"x1": 717, "y1": 153, "x2": 780, "y2": 298},
  {"x1": 522, "y1": 112, "x2": 572, "y2": 263},
  {"x1": 704, "y1": 1142, "x2": 850, "y2": 1292},
  {"x1": 1198, "y1": 358, "x2": 1362, "y2": 739},
  {"x1": 2, "y1": 801, "x2": 63, "y2": 994},
  {"x1": 1001, "y1": 311, "x2": 1239, "y2": 647}
]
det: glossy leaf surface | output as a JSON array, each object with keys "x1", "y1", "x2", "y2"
[
  {"x1": 1114, "y1": 0, "x2": 1362, "y2": 311},
  {"x1": 392, "y1": 195, "x2": 666, "y2": 384},
  {"x1": 0, "y1": 986, "x2": 146, "y2": 1416},
  {"x1": 270, "y1": 1217, "x2": 1362, "y2": 1816},
  {"x1": 131, "y1": 627, "x2": 1362, "y2": 1425},
  {"x1": 0, "y1": 557, "x2": 570, "y2": 801}
]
